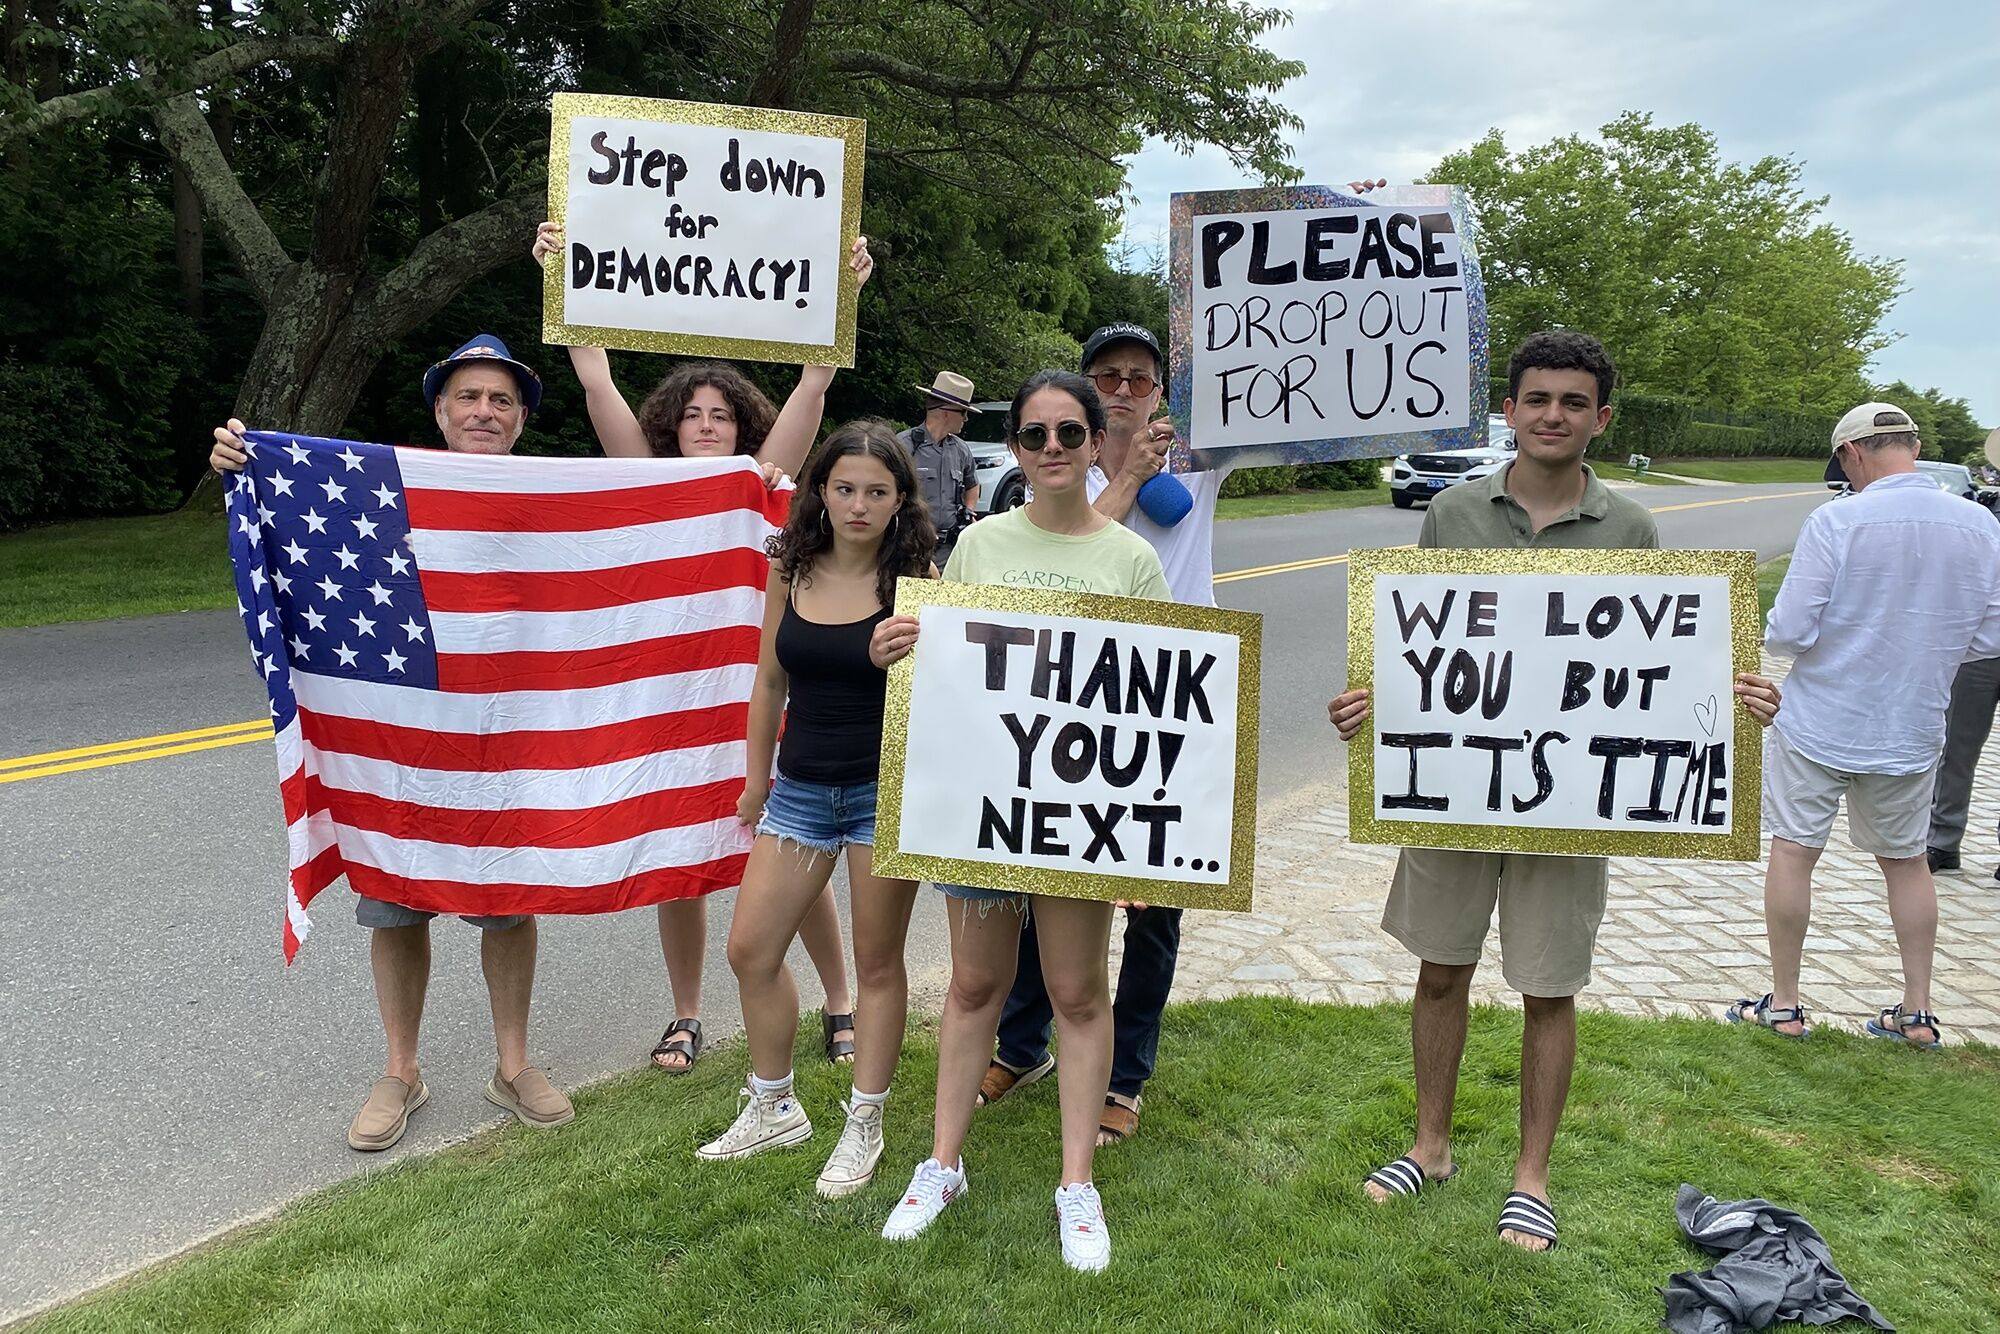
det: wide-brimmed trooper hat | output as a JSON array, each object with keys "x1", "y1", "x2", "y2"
[
  {"x1": 915, "y1": 371, "x2": 981, "y2": 413},
  {"x1": 422, "y1": 334, "x2": 543, "y2": 412}
]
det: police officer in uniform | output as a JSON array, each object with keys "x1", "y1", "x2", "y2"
[{"x1": 898, "y1": 371, "x2": 982, "y2": 565}]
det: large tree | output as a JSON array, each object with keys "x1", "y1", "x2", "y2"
[
  {"x1": 2, "y1": 0, "x2": 1298, "y2": 445},
  {"x1": 1434, "y1": 113, "x2": 1904, "y2": 414}
]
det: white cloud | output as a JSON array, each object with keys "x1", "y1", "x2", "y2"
[{"x1": 1123, "y1": 0, "x2": 2000, "y2": 420}]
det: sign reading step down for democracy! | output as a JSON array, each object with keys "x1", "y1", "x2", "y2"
[
  {"x1": 874, "y1": 581, "x2": 1262, "y2": 911},
  {"x1": 544, "y1": 93, "x2": 866, "y2": 366},
  {"x1": 1166, "y1": 184, "x2": 1489, "y2": 473},
  {"x1": 1346, "y1": 549, "x2": 1763, "y2": 861}
]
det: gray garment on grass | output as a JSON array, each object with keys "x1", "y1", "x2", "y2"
[{"x1": 1661, "y1": 1184, "x2": 1892, "y2": 1333}]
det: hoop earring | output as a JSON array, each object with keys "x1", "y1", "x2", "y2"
[
  {"x1": 819, "y1": 509, "x2": 830, "y2": 533},
  {"x1": 887, "y1": 510, "x2": 900, "y2": 534}
]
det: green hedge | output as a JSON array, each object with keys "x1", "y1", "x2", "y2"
[
  {"x1": 1679, "y1": 422, "x2": 1768, "y2": 456},
  {"x1": 1595, "y1": 390, "x2": 1693, "y2": 460},
  {"x1": 0, "y1": 362, "x2": 169, "y2": 529},
  {"x1": 1579, "y1": 393, "x2": 1829, "y2": 460}
]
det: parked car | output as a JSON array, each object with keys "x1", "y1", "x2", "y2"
[
  {"x1": 1824, "y1": 459, "x2": 1994, "y2": 514},
  {"x1": 1388, "y1": 414, "x2": 1516, "y2": 509},
  {"x1": 965, "y1": 401, "x2": 1025, "y2": 513},
  {"x1": 1919, "y1": 460, "x2": 1979, "y2": 501}
]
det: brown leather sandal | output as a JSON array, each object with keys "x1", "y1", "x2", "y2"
[
  {"x1": 822, "y1": 1010, "x2": 856, "y2": 1066},
  {"x1": 1097, "y1": 1095, "x2": 1141, "y2": 1145},
  {"x1": 974, "y1": 1053, "x2": 1055, "y2": 1107},
  {"x1": 651, "y1": 1017, "x2": 702, "y2": 1073}
]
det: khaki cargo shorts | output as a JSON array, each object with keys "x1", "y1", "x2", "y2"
[{"x1": 1384, "y1": 848, "x2": 1610, "y2": 998}]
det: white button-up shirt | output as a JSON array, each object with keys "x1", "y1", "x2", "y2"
[{"x1": 1767, "y1": 471, "x2": 2000, "y2": 773}]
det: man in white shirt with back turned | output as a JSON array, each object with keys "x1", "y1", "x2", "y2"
[{"x1": 1727, "y1": 403, "x2": 2000, "y2": 1049}]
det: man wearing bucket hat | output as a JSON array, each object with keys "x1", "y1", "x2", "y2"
[
  {"x1": 208, "y1": 334, "x2": 575, "y2": 1149},
  {"x1": 1728, "y1": 402, "x2": 2000, "y2": 1051},
  {"x1": 897, "y1": 371, "x2": 982, "y2": 565}
]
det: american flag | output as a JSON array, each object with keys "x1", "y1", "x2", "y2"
[{"x1": 224, "y1": 433, "x2": 788, "y2": 961}]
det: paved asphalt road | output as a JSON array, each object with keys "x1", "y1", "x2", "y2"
[{"x1": 0, "y1": 480, "x2": 1827, "y2": 1319}]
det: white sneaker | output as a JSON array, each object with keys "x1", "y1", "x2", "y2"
[
  {"x1": 1055, "y1": 1181, "x2": 1111, "y2": 1272},
  {"x1": 816, "y1": 1102, "x2": 885, "y2": 1198},
  {"x1": 695, "y1": 1087, "x2": 811, "y2": 1161},
  {"x1": 881, "y1": 1157, "x2": 967, "y2": 1240}
]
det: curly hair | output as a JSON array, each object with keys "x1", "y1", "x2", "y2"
[
  {"x1": 1507, "y1": 330, "x2": 1617, "y2": 408},
  {"x1": 767, "y1": 419, "x2": 937, "y2": 608},
  {"x1": 636, "y1": 361, "x2": 777, "y2": 458}
]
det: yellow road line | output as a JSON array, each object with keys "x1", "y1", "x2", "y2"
[
  {"x1": 0, "y1": 728, "x2": 273, "y2": 785},
  {"x1": 1645, "y1": 488, "x2": 1823, "y2": 515},
  {"x1": 0, "y1": 719, "x2": 271, "y2": 771},
  {"x1": 1215, "y1": 551, "x2": 1355, "y2": 585}
]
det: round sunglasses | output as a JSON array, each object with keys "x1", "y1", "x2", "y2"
[
  {"x1": 1012, "y1": 421, "x2": 1091, "y2": 451},
  {"x1": 1089, "y1": 370, "x2": 1158, "y2": 398}
]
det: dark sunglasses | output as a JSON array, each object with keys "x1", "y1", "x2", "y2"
[
  {"x1": 1013, "y1": 421, "x2": 1091, "y2": 451},
  {"x1": 1089, "y1": 370, "x2": 1157, "y2": 398}
]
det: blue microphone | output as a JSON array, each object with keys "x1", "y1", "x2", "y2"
[{"x1": 1137, "y1": 472, "x2": 1194, "y2": 527}]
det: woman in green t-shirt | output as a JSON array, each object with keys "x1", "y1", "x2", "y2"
[{"x1": 868, "y1": 370, "x2": 1168, "y2": 1273}]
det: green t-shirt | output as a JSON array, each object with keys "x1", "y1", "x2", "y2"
[
  {"x1": 1419, "y1": 461, "x2": 1659, "y2": 551},
  {"x1": 944, "y1": 506, "x2": 1170, "y2": 600}
]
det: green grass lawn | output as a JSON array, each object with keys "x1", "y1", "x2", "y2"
[
  {"x1": 32, "y1": 999, "x2": 2000, "y2": 1333},
  {"x1": 0, "y1": 507, "x2": 233, "y2": 628},
  {"x1": 1648, "y1": 458, "x2": 1829, "y2": 484},
  {"x1": 1216, "y1": 484, "x2": 1394, "y2": 520},
  {"x1": 1759, "y1": 555, "x2": 1792, "y2": 619}
]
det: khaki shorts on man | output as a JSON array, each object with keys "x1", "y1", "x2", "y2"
[
  {"x1": 1385, "y1": 850, "x2": 1609, "y2": 997},
  {"x1": 1762, "y1": 726, "x2": 1937, "y2": 860}
]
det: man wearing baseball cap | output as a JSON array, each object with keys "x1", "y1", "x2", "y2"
[
  {"x1": 1729, "y1": 402, "x2": 2000, "y2": 1050},
  {"x1": 898, "y1": 371, "x2": 982, "y2": 565},
  {"x1": 208, "y1": 333, "x2": 574, "y2": 1148}
]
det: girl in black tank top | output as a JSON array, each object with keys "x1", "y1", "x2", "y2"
[
  {"x1": 773, "y1": 591, "x2": 891, "y2": 785},
  {"x1": 698, "y1": 420, "x2": 940, "y2": 1190}
]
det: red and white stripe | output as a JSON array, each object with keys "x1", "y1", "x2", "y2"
[{"x1": 277, "y1": 453, "x2": 786, "y2": 961}]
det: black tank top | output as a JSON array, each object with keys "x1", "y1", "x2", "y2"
[{"x1": 774, "y1": 586, "x2": 891, "y2": 785}]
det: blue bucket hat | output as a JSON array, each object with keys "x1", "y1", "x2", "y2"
[{"x1": 422, "y1": 334, "x2": 543, "y2": 412}]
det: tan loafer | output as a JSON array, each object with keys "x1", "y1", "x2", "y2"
[
  {"x1": 485, "y1": 1066, "x2": 575, "y2": 1129},
  {"x1": 348, "y1": 1074, "x2": 428, "y2": 1152}
]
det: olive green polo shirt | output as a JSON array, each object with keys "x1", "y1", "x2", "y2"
[{"x1": 1417, "y1": 461, "x2": 1659, "y2": 552}]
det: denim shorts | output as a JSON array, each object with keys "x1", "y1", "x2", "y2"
[
  {"x1": 937, "y1": 882, "x2": 1028, "y2": 914},
  {"x1": 757, "y1": 776, "x2": 878, "y2": 854}
]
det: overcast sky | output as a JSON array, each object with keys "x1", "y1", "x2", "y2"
[{"x1": 1122, "y1": 0, "x2": 1999, "y2": 424}]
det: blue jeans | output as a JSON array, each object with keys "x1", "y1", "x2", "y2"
[
  {"x1": 756, "y1": 777, "x2": 878, "y2": 854},
  {"x1": 996, "y1": 904, "x2": 1183, "y2": 1099}
]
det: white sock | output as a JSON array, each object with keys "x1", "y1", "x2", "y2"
[
  {"x1": 749, "y1": 1071, "x2": 794, "y2": 1102},
  {"x1": 850, "y1": 1086, "x2": 889, "y2": 1114}
]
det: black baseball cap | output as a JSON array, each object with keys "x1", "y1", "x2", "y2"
[{"x1": 1079, "y1": 323, "x2": 1164, "y2": 375}]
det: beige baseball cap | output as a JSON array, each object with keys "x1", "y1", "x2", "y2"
[{"x1": 1830, "y1": 401, "x2": 1919, "y2": 452}]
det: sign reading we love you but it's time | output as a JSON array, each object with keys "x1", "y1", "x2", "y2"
[{"x1": 1347, "y1": 548, "x2": 1763, "y2": 861}]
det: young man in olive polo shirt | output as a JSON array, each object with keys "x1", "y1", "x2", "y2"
[{"x1": 1328, "y1": 330, "x2": 1781, "y2": 1252}]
